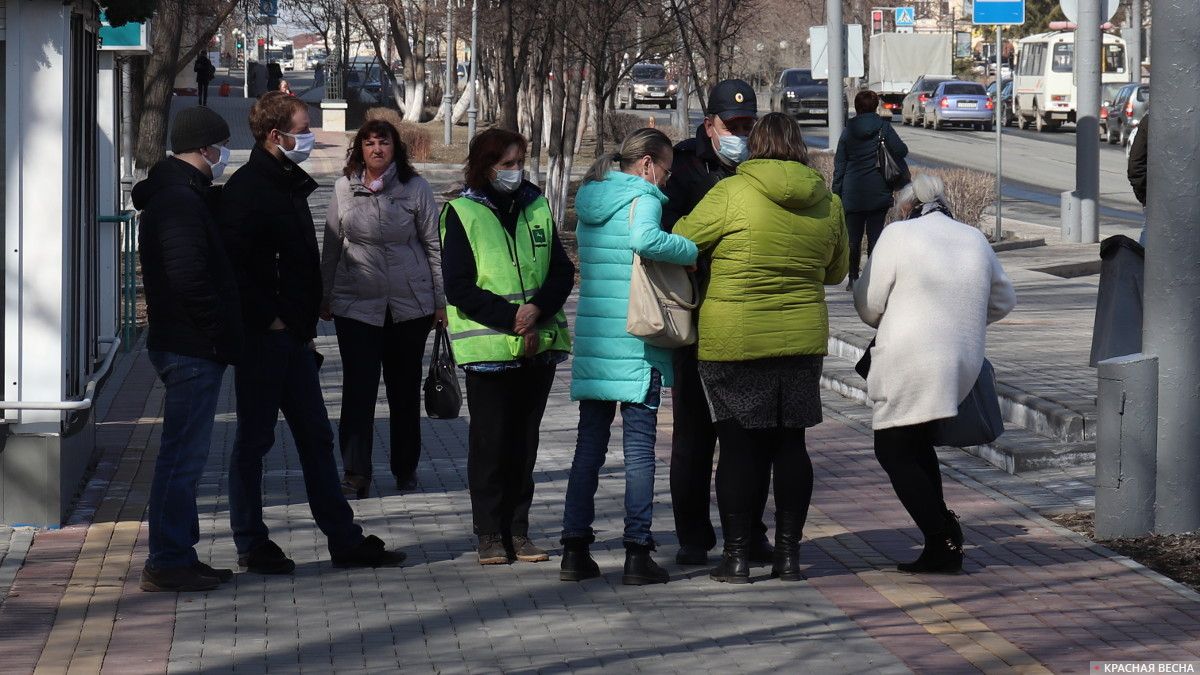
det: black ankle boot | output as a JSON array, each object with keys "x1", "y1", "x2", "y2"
[
  {"x1": 559, "y1": 537, "x2": 600, "y2": 582},
  {"x1": 710, "y1": 513, "x2": 752, "y2": 584},
  {"x1": 897, "y1": 533, "x2": 963, "y2": 574},
  {"x1": 771, "y1": 511, "x2": 805, "y2": 581},
  {"x1": 622, "y1": 542, "x2": 669, "y2": 585},
  {"x1": 945, "y1": 509, "x2": 964, "y2": 548}
]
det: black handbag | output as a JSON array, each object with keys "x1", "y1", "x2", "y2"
[
  {"x1": 932, "y1": 359, "x2": 1005, "y2": 447},
  {"x1": 855, "y1": 338, "x2": 875, "y2": 379},
  {"x1": 876, "y1": 129, "x2": 907, "y2": 189},
  {"x1": 423, "y1": 323, "x2": 462, "y2": 419}
]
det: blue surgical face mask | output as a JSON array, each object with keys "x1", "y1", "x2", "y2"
[{"x1": 716, "y1": 133, "x2": 749, "y2": 164}]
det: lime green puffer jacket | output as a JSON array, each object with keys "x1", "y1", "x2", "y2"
[{"x1": 673, "y1": 159, "x2": 849, "y2": 362}]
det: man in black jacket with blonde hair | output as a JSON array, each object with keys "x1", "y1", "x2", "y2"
[{"x1": 134, "y1": 105, "x2": 241, "y2": 592}]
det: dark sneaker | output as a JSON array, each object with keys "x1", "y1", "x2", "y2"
[
  {"x1": 675, "y1": 544, "x2": 709, "y2": 566},
  {"x1": 238, "y1": 540, "x2": 296, "y2": 575},
  {"x1": 511, "y1": 536, "x2": 549, "y2": 563},
  {"x1": 193, "y1": 561, "x2": 233, "y2": 583},
  {"x1": 140, "y1": 565, "x2": 220, "y2": 592},
  {"x1": 477, "y1": 534, "x2": 509, "y2": 565},
  {"x1": 331, "y1": 534, "x2": 407, "y2": 568}
]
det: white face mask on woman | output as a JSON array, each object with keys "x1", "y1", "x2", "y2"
[
  {"x1": 491, "y1": 168, "x2": 523, "y2": 194},
  {"x1": 279, "y1": 131, "x2": 316, "y2": 164}
]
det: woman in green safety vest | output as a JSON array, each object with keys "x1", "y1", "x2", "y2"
[{"x1": 439, "y1": 128, "x2": 576, "y2": 566}]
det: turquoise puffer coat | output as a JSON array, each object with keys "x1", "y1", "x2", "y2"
[{"x1": 571, "y1": 171, "x2": 699, "y2": 403}]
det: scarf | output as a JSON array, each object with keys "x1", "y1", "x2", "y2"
[
  {"x1": 362, "y1": 163, "x2": 398, "y2": 193},
  {"x1": 911, "y1": 198, "x2": 954, "y2": 220}
]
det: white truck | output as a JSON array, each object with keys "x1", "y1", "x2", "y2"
[{"x1": 868, "y1": 33, "x2": 954, "y2": 114}]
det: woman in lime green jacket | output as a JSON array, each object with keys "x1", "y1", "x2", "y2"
[{"x1": 673, "y1": 113, "x2": 848, "y2": 584}]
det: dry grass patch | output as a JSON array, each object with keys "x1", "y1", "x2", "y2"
[{"x1": 1051, "y1": 512, "x2": 1200, "y2": 593}]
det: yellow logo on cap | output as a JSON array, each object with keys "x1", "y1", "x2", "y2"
[{"x1": 734, "y1": 92, "x2": 744, "y2": 103}]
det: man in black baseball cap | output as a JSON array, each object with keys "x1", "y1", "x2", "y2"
[
  {"x1": 661, "y1": 79, "x2": 774, "y2": 567},
  {"x1": 133, "y1": 105, "x2": 242, "y2": 591}
]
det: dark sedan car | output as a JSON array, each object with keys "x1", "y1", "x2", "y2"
[
  {"x1": 770, "y1": 68, "x2": 831, "y2": 123},
  {"x1": 1102, "y1": 83, "x2": 1149, "y2": 147}
]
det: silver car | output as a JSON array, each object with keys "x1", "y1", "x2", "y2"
[{"x1": 900, "y1": 75, "x2": 955, "y2": 126}]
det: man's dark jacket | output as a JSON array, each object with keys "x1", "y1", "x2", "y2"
[
  {"x1": 832, "y1": 112, "x2": 909, "y2": 213},
  {"x1": 662, "y1": 124, "x2": 737, "y2": 231},
  {"x1": 1127, "y1": 114, "x2": 1149, "y2": 206},
  {"x1": 133, "y1": 157, "x2": 243, "y2": 364},
  {"x1": 220, "y1": 145, "x2": 323, "y2": 341}
]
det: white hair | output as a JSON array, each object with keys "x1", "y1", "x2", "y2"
[{"x1": 893, "y1": 173, "x2": 947, "y2": 219}]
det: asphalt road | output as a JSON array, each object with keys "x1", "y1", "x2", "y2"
[{"x1": 636, "y1": 103, "x2": 1143, "y2": 234}]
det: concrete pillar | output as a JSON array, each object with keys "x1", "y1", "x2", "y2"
[
  {"x1": 1095, "y1": 354, "x2": 1157, "y2": 539},
  {"x1": 1144, "y1": 0, "x2": 1200, "y2": 534},
  {"x1": 1128, "y1": 0, "x2": 1143, "y2": 81},
  {"x1": 826, "y1": 0, "x2": 845, "y2": 152},
  {"x1": 1075, "y1": 0, "x2": 1101, "y2": 244}
]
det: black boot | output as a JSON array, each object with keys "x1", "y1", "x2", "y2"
[
  {"x1": 710, "y1": 513, "x2": 752, "y2": 584},
  {"x1": 897, "y1": 532, "x2": 963, "y2": 574},
  {"x1": 945, "y1": 509, "x2": 964, "y2": 548},
  {"x1": 771, "y1": 511, "x2": 804, "y2": 581},
  {"x1": 622, "y1": 542, "x2": 669, "y2": 585},
  {"x1": 748, "y1": 531, "x2": 775, "y2": 565},
  {"x1": 559, "y1": 537, "x2": 601, "y2": 582}
]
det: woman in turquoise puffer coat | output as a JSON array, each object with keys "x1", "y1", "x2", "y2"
[{"x1": 559, "y1": 128, "x2": 698, "y2": 586}]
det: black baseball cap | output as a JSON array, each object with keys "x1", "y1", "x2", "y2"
[{"x1": 707, "y1": 79, "x2": 758, "y2": 120}]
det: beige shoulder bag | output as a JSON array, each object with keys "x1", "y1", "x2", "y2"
[{"x1": 624, "y1": 197, "x2": 700, "y2": 348}]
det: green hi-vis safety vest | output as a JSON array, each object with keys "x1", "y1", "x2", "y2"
[{"x1": 439, "y1": 196, "x2": 572, "y2": 365}]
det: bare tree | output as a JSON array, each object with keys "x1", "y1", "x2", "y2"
[
  {"x1": 134, "y1": 0, "x2": 241, "y2": 170},
  {"x1": 669, "y1": 0, "x2": 760, "y2": 104},
  {"x1": 280, "y1": 0, "x2": 343, "y2": 56},
  {"x1": 350, "y1": 0, "x2": 438, "y2": 121},
  {"x1": 565, "y1": 0, "x2": 677, "y2": 156}
]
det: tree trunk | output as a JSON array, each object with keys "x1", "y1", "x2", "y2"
[
  {"x1": 402, "y1": 9, "x2": 428, "y2": 122},
  {"x1": 172, "y1": 0, "x2": 241, "y2": 78},
  {"x1": 527, "y1": 40, "x2": 552, "y2": 182},
  {"x1": 135, "y1": 0, "x2": 185, "y2": 170}
]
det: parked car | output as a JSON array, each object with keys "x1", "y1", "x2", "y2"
[
  {"x1": 986, "y1": 79, "x2": 1013, "y2": 126},
  {"x1": 900, "y1": 75, "x2": 956, "y2": 126},
  {"x1": 616, "y1": 63, "x2": 676, "y2": 110},
  {"x1": 769, "y1": 68, "x2": 831, "y2": 124},
  {"x1": 922, "y1": 80, "x2": 995, "y2": 131},
  {"x1": 1102, "y1": 83, "x2": 1149, "y2": 146}
]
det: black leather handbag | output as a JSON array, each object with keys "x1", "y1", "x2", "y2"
[
  {"x1": 423, "y1": 323, "x2": 462, "y2": 419},
  {"x1": 876, "y1": 130, "x2": 907, "y2": 189},
  {"x1": 932, "y1": 359, "x2": 1005, "y2": 448}
]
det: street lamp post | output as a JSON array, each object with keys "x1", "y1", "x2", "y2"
[
  {"x1": 467, "y1": 0, "x2": 479, "y2": 141},
  {"x1": 827, "y1": 0, "x2": 845, "y2": 150},
  {"x1": 443, "y1": 0, "x2": 455, "y2": 146}
]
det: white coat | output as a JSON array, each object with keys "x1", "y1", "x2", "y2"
[{"x1": 853, "y1": 213, "x2": 1016, "y2": 430}]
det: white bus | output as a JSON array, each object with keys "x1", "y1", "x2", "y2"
[{"x1": 1012, "y1": 30, "x2": 1128, "y2": 132}]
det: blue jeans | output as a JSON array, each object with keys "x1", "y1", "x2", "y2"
[
  {"x1": 147, "y1": 351, "x2": 226, "y2": 570},
  {"x1": 562, "y1": 370, "x2": 662, "y2": 547},
  {"x1": 228, "y1": 329, "x2": 363, "y2": 556}
]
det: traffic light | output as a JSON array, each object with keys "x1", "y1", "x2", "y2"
[
  {"x1": 871, "y1": 9, "x2": 884, "y2": 34},
  {"x1": 236, "y1": 37, "x2": 244, "y2": 50}
]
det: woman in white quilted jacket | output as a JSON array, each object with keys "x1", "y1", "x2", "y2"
[{"x1": 853, "y1": 173, "x2": 1016, "y2": 574}]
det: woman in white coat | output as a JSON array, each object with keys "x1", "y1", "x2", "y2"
[{"x1": 853, "y1": 173, "x2": 1016, "y2": 574}]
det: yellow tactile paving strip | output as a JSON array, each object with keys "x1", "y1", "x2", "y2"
[{"x1": 807, "y1": 506, "x2": 1053, "y2": 674}]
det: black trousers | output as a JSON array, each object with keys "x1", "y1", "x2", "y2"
[
  {"x1": 334, "y1": 313, "x2": 433, "y2": 481},
  {"x1": 198, "y1": 79, "x2": 210, "y2": 106},
  {"x1": 847, "y1": 208, "x2": 888, "y2": 280},
  {"x1": 669, "y1": 345, "x2": 769, "y2": 550},
  {"x1": 714, "y1": 420, "x2": 814, "y2": 528},
  {"x1": 464, "y1": 364, "x2": 556, "y2": 538},
  {"x1": 874, "y1": 422, "x2": 950, "y2": 538}
]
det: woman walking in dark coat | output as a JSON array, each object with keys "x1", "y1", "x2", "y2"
[{"x1": 833, "y1": 90, "x2": 909, "y2": 289}]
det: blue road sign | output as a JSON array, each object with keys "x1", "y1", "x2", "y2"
[
  {"x1": 894, "y1": 6, "x2": 916, "y2": 27},
  {"x1": 259, "y1": 0, "x2": 279, "y2": 17},
  {"x1": 973, "y1": 0, "x2": 1025, "y2": 25}
]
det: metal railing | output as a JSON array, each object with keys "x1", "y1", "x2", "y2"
[{"x1": 99, "y1": 211, "x2": 138, "y2": 352}]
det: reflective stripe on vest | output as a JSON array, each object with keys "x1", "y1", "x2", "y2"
[{"x1": 439, "y1": 196, "x2": 572, "y2": 364}]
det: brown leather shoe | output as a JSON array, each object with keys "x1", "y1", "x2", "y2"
[{"x1": 511, "y1": 536, "x2": 549, "y2": 562}]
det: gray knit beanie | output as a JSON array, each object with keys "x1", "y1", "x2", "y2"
[{"x1": 170, "y1": 106, "x2": 231, "y2": 153}]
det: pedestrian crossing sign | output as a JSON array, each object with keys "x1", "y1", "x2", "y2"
[{"x1": 894, "y1": 7, "x2": 916, "y2": 27}]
